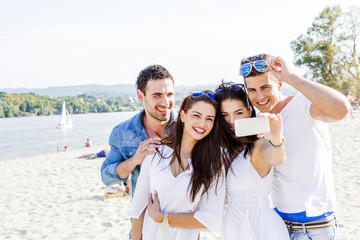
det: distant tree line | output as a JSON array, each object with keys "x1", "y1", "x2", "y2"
[{"x1": 0, "y1": 92, "x2": 142, "y2": 118}]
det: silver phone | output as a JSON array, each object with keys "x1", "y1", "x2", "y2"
[{"x1": 234, "y1": 117, "x2": 270, "y2": 137}]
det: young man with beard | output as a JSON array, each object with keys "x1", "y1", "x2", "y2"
[
  {"x1": 100, "y1": 64, "x2": 176, "y2": 196},
  {"x1": 241, "y1": 54, "x2": 349, "y2": 239}
]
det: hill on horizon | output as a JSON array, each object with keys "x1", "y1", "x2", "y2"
[{"x1": 1, "y1": 83, "x2": 297, "y2": 98}]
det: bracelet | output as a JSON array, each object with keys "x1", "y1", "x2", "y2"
[
  {"x1": 161, "y1": 212, "x2": 169, "y2": 227},
  {"x1": 269, "y1": 137, "x2": 286, "y2": 150}
]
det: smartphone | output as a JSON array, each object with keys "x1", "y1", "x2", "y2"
[{"x1": 234, "y1": 117, "x2": 270, "y2": 137}]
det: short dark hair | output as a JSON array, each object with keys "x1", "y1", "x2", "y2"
[
  {"x1": 136, "y1": 65, "x2": 174, "y2": 95},
  {"x1": 240, "y1": 53, "x2": 272, "y2": 78}
]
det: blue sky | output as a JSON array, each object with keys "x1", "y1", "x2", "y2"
[{"x1": 1, "y1": 0, "x2": 359, "y2": 88}]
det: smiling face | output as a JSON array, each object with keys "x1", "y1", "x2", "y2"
[
  {"x1": 221, "y1": 99, "x2": 252, "y2": 129},
  {"x1": 180, "y1": 101, "x2": 216, "y2": 142},
  {"x1": 245, "y1": 72, "x2": 282, "y2": 113},
  {"x1": 138, "y1": 78, "x2": 174, "y2": 122}
]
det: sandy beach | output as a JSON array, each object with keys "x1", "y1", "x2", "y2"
[{"x1": 0, "y1": 111, "x2": 359, "y2": 240}]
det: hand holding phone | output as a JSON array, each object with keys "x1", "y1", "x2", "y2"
[{"x1": 258, "y1": 113, "x2": 283, "y2": 144}]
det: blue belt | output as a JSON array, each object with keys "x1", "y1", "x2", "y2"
[{"x1": 274, "y1": 208, "x2": 334, "y2": 223}]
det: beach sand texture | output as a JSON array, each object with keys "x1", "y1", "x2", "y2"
[{"x1": 0, "y1": 112, "x2": 359, "y2": 239}]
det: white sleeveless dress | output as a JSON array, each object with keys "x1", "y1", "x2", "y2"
[{"x1": 221, "y1": 152, "x2": 289, "y2": 240}]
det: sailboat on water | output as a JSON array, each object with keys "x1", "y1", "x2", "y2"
[{"x1": 57, "y1": 101, "x2": 73, "y2": 129}]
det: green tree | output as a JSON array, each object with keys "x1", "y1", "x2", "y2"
[
  {"x1": 88, "y1": 103, "x2": 98, "y2": 113},
  {"x1": 291, "y1": 5, "x2": 360, "y2": 97},
  {"x1": 0, "y1": 91, "x2": 149, "y2": 118},
  {"x1": 291, "y1": 6, "x2": 343, "y2": 89},
  {"x1": 0, "y1": 104, "x2": 5, "y2": 118},
  {"x1": 19, "y1": 101, "x2": 28, "y2": 112},
  {"x1": 0, "y1": 92, "x2": 8, "y2": 98},
  {"x1": 340, "y1": 7, "x2": 360, "y2": 96},
  {"x1": 95, "y1": 102, "x2": 112, "y2": 113},
  {"x1": 0, "y1": 101, "x2": 19, "y2": 117}
]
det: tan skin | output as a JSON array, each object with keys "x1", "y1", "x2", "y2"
[
  {"x1": 245, "y1": 57, "x2": 349, "y2": 122},
  {"x1": 130, "y1": 79, "x2": 175, "y2": 240},
  {"x1": 131, "y1": 101, "x2": 217, "y2": 239},
  {"x1": 221, "y1": 99, "x2": 285, "y2": 177},
  {"x1": 115, "y1": 79, "x2": 175, "y2": 180}
]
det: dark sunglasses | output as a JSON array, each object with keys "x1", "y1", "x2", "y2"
[
  {"x1": 240, "y1": 60, "x2": 268, "y2": 77},
  {"x1": 192, "y1": 91, "x2": 216, "y2": 99},
  {"x1": 215, "y1": 84, "x2": 246, "y2": 95},
  {"x1": 215, "y1": 84, "x2": 250, "y2": 111}
]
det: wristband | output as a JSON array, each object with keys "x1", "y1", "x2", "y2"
[{"x1": 269, "y1": 137, "x2": 286, "y2": 150}]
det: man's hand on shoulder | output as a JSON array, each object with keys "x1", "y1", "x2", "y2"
[
  {"x1": 115, "y1": 138, "x2": 161, "y2": 179},
  {"x1": 131, "y1": 137, "x2": 162, "y2": 166}
]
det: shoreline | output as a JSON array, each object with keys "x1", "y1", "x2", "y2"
[
  {"x1": 0, "y1": 113, "x2": 359, "y2": 239},
  {"x1": 0, "y1": 143, "x2": 110, "y2": 162}
]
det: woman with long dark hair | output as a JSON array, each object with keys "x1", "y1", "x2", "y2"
[
  {"x1": 129, "y1": 90, "x2": 241, "y2": 240},
  {"x1": 215, "y1": 82, "x2": 289, "y2": 239}
]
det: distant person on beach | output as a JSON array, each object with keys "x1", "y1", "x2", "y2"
[
  {"x1": 63, "y1": 145, "x2": 71, "y2": 151},
  {"x1": 100, "y1": 64, "x2": 176, "y2": 194},
  {"x1": 345, "y1": 90, "x2": 357, "y2": 118},
  {"x1": 241, "y1": 54, "x2": 349, "y2": 239},
  {"x1": 78, "y1": 149, "x2": 109, "y2": 159},
  {"x1": 84, "y1": 139, "x2": 92, "y2": 148}
]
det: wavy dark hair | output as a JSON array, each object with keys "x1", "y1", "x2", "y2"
[
  {"x1": 160, "y1": 90, "x2": 245, "y2": 202},
  {"x1": 215, "y1": 81, "x2": 258, "y2": 171}
]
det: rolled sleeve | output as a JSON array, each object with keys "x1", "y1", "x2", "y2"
[
  {"x1": 129, "y1": 155, "x2": 151, "y2": 219},
  {"x1": 100, "y1": 148, "x2": 129, "y2": 186},
  {"x1": 194, "y1": 173, "x2": 226, "y2": 233},
  {"x1": 100, "y1": 128, "x2": 128, "y2": 186}
]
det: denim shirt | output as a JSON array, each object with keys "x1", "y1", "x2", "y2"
[{"x1": 100, "y1": 109, "x2": 177, "y2": 195}]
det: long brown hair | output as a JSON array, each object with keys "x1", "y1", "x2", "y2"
[
  {"x1": 215, "y1": 81, "x2": 259, "y2": 172},
  {"x1": 160, "y1": 91, "x2": 233, "y2": 201}
]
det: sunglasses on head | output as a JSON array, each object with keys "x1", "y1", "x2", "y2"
[
  {"x1": 215, "y1": 84, "x2": 250, "y2": 111},
  {"x1": 215, "y1": 83, "x2": 246, "y2": 96},
  {"x1": 240, "y1": 60, "x2": 268, "y2": 77},
  {"x1": 192, "y1": 91, "x2": 216, "y2": 99}
]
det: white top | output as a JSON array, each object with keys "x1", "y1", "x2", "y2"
[
  {"x1": 129, "y1": 145, "x2": 225, "y2": 240},
  {"x1": 272, "y1": 93, "x2": 336, "y2": 216},
  {"x1": 222, "y1": 153, "x2": 289, "y2": 240}
]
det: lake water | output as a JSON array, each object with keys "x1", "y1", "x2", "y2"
[{"x1": 0, "y1": 111, "x2": 139, "y2": 161}]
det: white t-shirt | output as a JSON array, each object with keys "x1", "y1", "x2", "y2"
[
  {"x1": 129, "y1": 145, "x2": 225, "y2": 240},
  {"x1": 272, "y1": 93, "x2": 336, "y2": 217}
]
